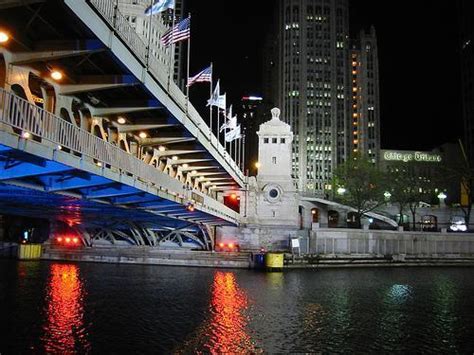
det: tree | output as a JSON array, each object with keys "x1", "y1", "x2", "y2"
[
  {"x1": 441, "y1": 140, "x2": 474, "y2": 227},
  {"x1": 388, "y1": 161, "x2": 439, "y2": 230},
  {"x1": 333, "y1": 154, "x2": 388, "y2": 228}
]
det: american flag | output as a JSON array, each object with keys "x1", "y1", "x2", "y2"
[
  {"x1": 187, "y1": 65, "x2": 212, "y2": 87},
  {"x1": 160, "y1": 17, "x2": 190, "y2": 46}
]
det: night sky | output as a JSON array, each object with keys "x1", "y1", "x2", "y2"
[{"x1": 185, "y1": 1, "x2": 463, "y2": 151}]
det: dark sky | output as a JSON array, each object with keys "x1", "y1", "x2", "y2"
[{"x1": 186, "y1": 1, "x2": 463, "y2": 151}]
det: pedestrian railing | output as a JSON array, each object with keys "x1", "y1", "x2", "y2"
[
  {"x1": 0, "y1": 88, "x2": 239, "y2": 224},
  {"x1": 310, "y1": 237, "x2": 474, "y2": 256},
  {"x1": 87, "y1": 0, "x2": 244, "y2": 182}
]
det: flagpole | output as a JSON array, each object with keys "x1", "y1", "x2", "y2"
[
  {"x1": 209, "y1": 62, "x2": 213, "y2": 142},
  {"x1": 242, "y1": 134, "x2": 246, "y2": 173},
  {"x1": 185, "y1": 13, "x2": 191, "y2": 113},
  {"x1": 168, "y1": 5, "x2": 176, "y2": 90}
]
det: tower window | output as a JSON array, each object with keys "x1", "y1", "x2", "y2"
[
  {"x1": 264, "y1": 138, "x2": 269, "y2": 143},
  {"x1": 272, "y1": 138, "x2": 278, "y2": 143},
  {"x1": 272, "y1": 157, "x2": 277, "y2": 164},
  {"x1": 281, "y1": 138, "x2": 286, "y2": 144}
]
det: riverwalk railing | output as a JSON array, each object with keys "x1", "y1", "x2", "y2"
[
  {"x1": 86, "y1": 0, "x2": 244, "y2": 182},
  {"x1": 0, "y1": 88, "x2": 239, "y2": 224}
]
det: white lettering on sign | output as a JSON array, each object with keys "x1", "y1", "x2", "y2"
[{"x1": 383, "y1": 151, "x2": 442, "y2": 163}]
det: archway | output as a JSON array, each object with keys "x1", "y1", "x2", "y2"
[{"x1": 328, "y1": 210, "x2": 339, "y2": 228}]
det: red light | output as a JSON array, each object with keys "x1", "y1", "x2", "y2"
[
  {"x1": 57, "y1": 237, "x2": 63, "y2": 243},
  {"x1": 65, "y1": 237, "x2": 71, "y2": 243},
  {"x1": 72, "y1": 237, "x2": 79, "y2": 244},
  {"x1": 219, "y1": 243, "x2": 225, "y2": 247},
  {"x1": 228, "y1": 243, "x2": 234, "y2": 249},
  {"x1": 230, "y1": 193, "x2": 237, "y2": 200}
]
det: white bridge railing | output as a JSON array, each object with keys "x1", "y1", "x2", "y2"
[
  {"x1": 0, "y1": 88, "x2": 239, "y2": 224},
  {"x1": 87, "y1": 0, "x2": 244, "y2": 183}
]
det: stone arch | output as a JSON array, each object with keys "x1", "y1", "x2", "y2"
[{"x1": 11, "y1": 83, "x2": 27, "y2": 100}]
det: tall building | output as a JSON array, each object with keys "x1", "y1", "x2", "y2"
[
  {"x1": 276, "y1": 0, "x2": 351, "y2": 195},
  {"x1": 458, "y1": 0, "x2": 474, "y2": 165},
  {"x1": 118, "y1": 0, "x2": 185, "y2": 86},
  {"x1": 350, "y1": 27, "x2": 380, "y2": 163}
]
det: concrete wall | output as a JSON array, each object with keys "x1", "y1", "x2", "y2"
[
  {"x1": 218, "y1": 225, "x2": 298, "y2": 251},
  {"x1": 307, "y1": 228, "x2": 474, "y2": 256}
]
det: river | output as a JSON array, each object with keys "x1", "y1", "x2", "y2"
[{"x1": 1, "y1": 260, "x2": 474, "y2": 353}]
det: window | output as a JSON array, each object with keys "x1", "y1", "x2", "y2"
[
  {"x1": 281, "y1": 138, "x2": 286, "y2": 144},
  {"x1": 264, "y1": 138, "x2": 269, "y2": 143},
  {"x1": 272, "y1": 157, "x2": 277, "y2": 164},
  {"x1": 272, "y1": 138, "x2": 278, "y2": 144}
]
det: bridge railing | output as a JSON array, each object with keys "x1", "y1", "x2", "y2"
[
  {"x1": 0, "y1": 88, "x2": 239, "y2": 224},
  {"x1": 87, "y1": 0, "x2": 244, "y2": 182}
]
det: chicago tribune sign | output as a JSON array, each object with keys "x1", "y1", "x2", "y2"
[{"x1": 383, "y1": 151, "x2": 442, "y2": 163}]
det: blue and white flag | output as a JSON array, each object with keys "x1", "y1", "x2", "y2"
[
  {"x1": 145, "y1": 0, "x2": 175, "y2": 16},
  {"x1": 207, "y1": 80, "x2": 226, "y2": 110},
  {"x1": 161, "y1": 17, "x2": 190, "y2": 46},
  {"x1": 220, "y1": 105, "x2": 237, "y2": 132},
  {"x1": 187, "y1": 65, "x2": 212, "y2": 87},
  {"x1": 225, "y1": 125, "x2": 241, "y2": 142}
]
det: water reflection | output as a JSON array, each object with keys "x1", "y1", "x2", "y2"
[
  {"x1": 41, "y1": 264, "x2": 90, "y2": 353},
  {"x1": 178, "y1": 271, "x2": 259, "y2": 354}
]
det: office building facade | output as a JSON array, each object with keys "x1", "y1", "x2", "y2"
[
  {"x1": 118, "y1": 0, "x2": 185, "y2": 86},
  {"x1": 274, "y1": 0, "x2": 380, "y2": 195}
]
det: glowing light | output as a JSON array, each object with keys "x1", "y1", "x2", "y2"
[
  {"x1": 172, "y1": 155, "x2": 179, "y2": 161},
  {"x1": 437, "y1": 192, "x2": 447, "y2": 199},
  {"x1": 228, "y1": 243, "x2": 234, "y2": 249},
  {"x1": 337, "y1": 187, "x2": 346, "y2": 195},
  {"x1": 42, "y1": 264, "x2": 89, "y2": 352},
  {"x1": 72, "y1": 237, "x2": 79, "y2": 244},
  {"x1": 384, "y1": 191, "x2": 392, "y2": 199},
  {"x1": 254, "y1": 162, "x2": 261, "y2": 169},
  {"x1": 219, "y1": 243, "x2": 225, "y2": 248},
  {"x1": 96, "y1": 162, "x2": 102, "y2": 167},
  {"x1": 0, "y1": 31, "x2": 9, "y2": 43},
  {"x1": 139, "y1": 132, "x2": 147, "y2": 139},
  {"x1": 65, "y1": 237, "x2": 71, "y2": 243},
  {"x1": 57, "y1": 237, "x2": 63, "y2": 242},
  {"x1": 22, "y1": 132, "x2": 31, "y2": 139},
  {"x1": 50, "y1": 70, "x2": 63, "y2": 81},
  {"x1": 230, "y1": 193, "x2": 237, "y2": 200},
  {"x1": 158, "y1": 146, "x2": 166, "y2": 152},
  {"x1": 182, "y1": 163, "x2": 189, "y2": 168},
  {"x1": 117, "y1": 117, "x2": 126, "y2": 124},
  {"x1": 57, "y1": 145, "x2": 62, "y2": 150}
]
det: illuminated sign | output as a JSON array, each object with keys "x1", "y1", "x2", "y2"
[
  {"x1": 242, "y1": 96, "x2": 263, "y2": 101},
  {"x1": 382, "y1": 151, "x2": 442, "y2": 163}
]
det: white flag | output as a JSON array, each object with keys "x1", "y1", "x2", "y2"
[
  {"x1": 225, "y1": 125, "x2": 241, "y2": 142},
  {"x1": 220, "y1": 112, "x2": 237, "y2": 132},
  {"x1": 207, "y1": 81, "x2": 226, "y2": 110}
]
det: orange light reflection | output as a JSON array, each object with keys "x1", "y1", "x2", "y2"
[
  {"x1": 204, "y1": 271, "x2": 259, "y2": 354},
  {"x1": 42, "y1": 264, "x2": 90, "y2": 353}
]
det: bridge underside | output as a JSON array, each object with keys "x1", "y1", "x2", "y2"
[{"x1": 0, "y1": 142, "x2": 231, "y2": 232}]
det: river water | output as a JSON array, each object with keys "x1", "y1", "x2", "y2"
[{"x1": 1, "y1": 260, "x2": 474, "y2": 353}]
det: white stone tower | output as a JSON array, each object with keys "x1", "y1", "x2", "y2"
[{"x1": 252, "y1": 107, "x2": 299, "y2": 228}]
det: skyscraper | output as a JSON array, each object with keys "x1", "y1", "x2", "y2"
[
  {"x1": 274, "y1": 0, "x2": 380, "y2": 196},
  {"x1": 350, "y1": 26, "x2": 380, "y2": 163}
]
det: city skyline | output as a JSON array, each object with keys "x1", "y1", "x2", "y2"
[{"x1": 186, "y1": 1, "x2": 462, "y2": 152}]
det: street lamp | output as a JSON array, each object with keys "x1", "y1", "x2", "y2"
[
  {"x1": 384, "y1": 191, "x2": 392, "y2": 199},
  {"x1": 0, "y1": 31, "x2": 9, "y2": 43},
  {"x1": 337, "y1": 187, "x2": 346, "y2": 195}
]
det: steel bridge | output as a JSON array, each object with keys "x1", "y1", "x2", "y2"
[{"x1": 0, "y1": 0, "x2": 244, "y2": 249}]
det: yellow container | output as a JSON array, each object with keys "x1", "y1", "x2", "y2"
[
  {"x1": 264, "y1": 253, "x2": 284, "y2": 270},
  {"x1": 18, "y1": 244, "x2": 42, "y2": 260}
]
